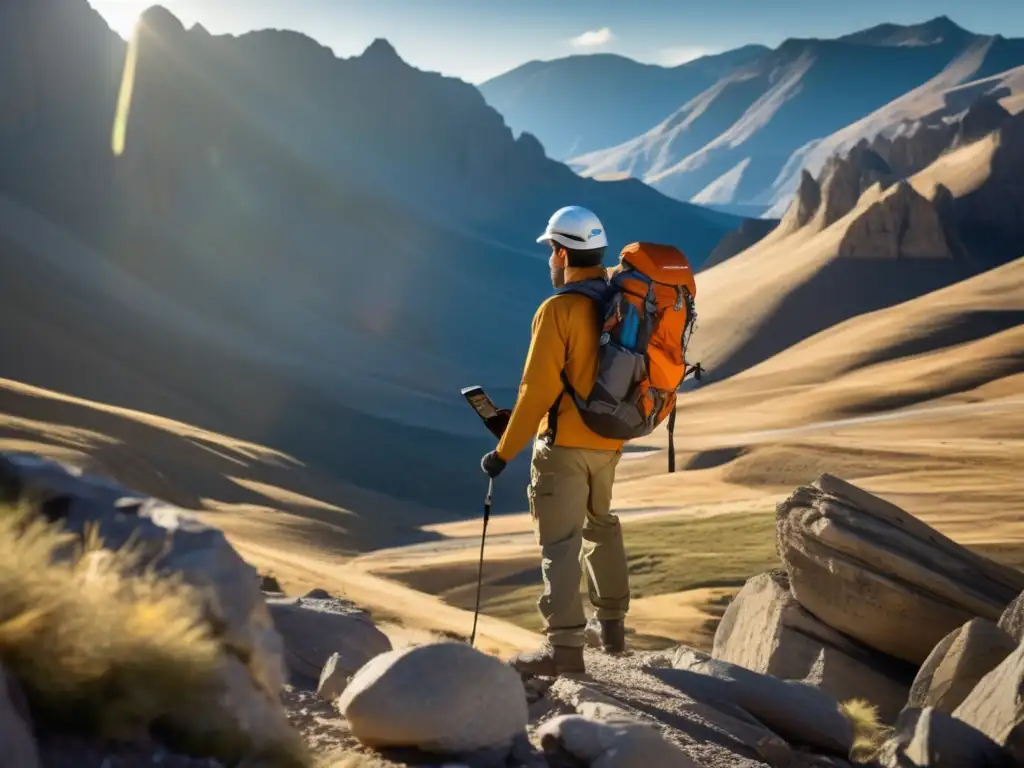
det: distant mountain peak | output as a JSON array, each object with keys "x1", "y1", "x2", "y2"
[
  {"x1": 839, "y1": 15, "x2": 972, "y2": 47},
  {"x1": 137, "y1": 4, "x2": 186, "y2": 37},
  {"x1": 925, "y1": 15, "x2": 963, "y2": 30},
  {"x1": 361, "y1": 37, "x2": 404, "y2": 64}
]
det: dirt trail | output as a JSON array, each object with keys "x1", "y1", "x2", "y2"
[{"x1": 230, "y1": 540, "x2": 542, "y2": 658}]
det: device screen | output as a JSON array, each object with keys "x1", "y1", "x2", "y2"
[{"x1": 463, "y1": 388, "x2": 499, "y2": 420}]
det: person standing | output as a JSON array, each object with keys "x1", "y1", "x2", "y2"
[{"x1": 480, "y1": 205, "x2": 630, "y2": 676}]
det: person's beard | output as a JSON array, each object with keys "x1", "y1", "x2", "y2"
[{"x1": 550, "y1": 265, "x2": 565, "y2": 290}]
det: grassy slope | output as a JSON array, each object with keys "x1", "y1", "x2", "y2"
[{"x1": 357, "y1": 242, "x2": 1024, "y2": 648}]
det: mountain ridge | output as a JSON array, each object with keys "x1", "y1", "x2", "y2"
[
  {"x1": 487, "y1": 15, "x2": 1024, "y2": 218},
  {"x1": 573, "y1": 24, "x2": 1024, "y2": 216},
  {"x1": 0, "y1": 0, "x2": 742, "y2": 519},
  {"x1": 478, "y1": 44, "x2": 770, "y2": 159}
]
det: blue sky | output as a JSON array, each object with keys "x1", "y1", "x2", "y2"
[{"x1": 89, "y1": 1, "x2": 1024, "y2": 83}]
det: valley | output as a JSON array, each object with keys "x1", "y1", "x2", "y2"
[{"x1": 2, "y1": 4, "x2": 1024, "y2": 765}]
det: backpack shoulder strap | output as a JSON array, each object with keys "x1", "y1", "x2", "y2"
[
  {"x1": 549, "y1": 277, "x2": 610, "y2": 414},
  {"x1": 556, "y1": 277, "x2": 610, "y2": 303}
]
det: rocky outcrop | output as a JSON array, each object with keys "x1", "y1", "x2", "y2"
[
  {"x1": 877, "y1": 707, "x2": 1015, "y2": 767},
  {"x1": 267, "y1": 594, "x2": 392, "y2": 684},
  {"x1": 781, "y1": 170, "x2": 824, "y2": 231},
  {"x1": 780, "y1": 143, "x2": 900, "y2": 234},
  {"x1": 863, "y1": 95, "x2": 1011, "y2": 183},
  {"x1": 944, "y1": 110, "x2": 1024, "y2": 263},
  {"x1": 0, "y1": 452, "x2": 286, "y2": 699},
  {"x1": 338, "y1": 642, "x2": 529, "y2": 758},
  {"x1": 260, "y1": 573, "x2": 283, "y2": 593},
  {"x1": 779, "y1": 93, "x2": 1012, "y2": 243},
  {"x1": 539, "y1": 653, "x2": 792, "y2": 767},
  {"x1": 713, "y1": 571, "x2": 912, "y2": 722},
  {"x1": 953, "y1": 96, "x2": 1013, "y2": 148},
  {"x1": 815, "y1": 144, "x2": 895, "y2": 228},
  {"x1": 775, "y1": 473, "x2": 1024, "y2": 665},
  {"x1": 953, "y1": 641, "x2": 1024, "y2": 761},
  {"x1": 538, "y1": 703, "x2": 699, "y2": 767},
  {"x1": 837, "y1": 181, "x2": 957, "y2": 259},
  {"x1": 907, "y1": 618, "x2": 1017, "y2": 713},
  {"x1": 662, "y1": 647, "x2": 854, "y2": 755},
  {"x1": 868, "y1": 123, "x2": 957, "y2": 181},
  {"x1": 0, "y1": 451, "x2": 311, "y2": 766}
]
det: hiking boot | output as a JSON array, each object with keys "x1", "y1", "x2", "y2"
[
  {"x1": 508, "y1": 644, "x2": 585, "y2": 677},
  {"x1": 586, "y1": 617, "x2": 626, "y2": 654},
  {"x1": 600, "y1": 619, "x2": 626, "y2": 654}
]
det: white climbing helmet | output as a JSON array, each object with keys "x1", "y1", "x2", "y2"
[{"x1": 536, "y1": 206, "x2": 609, "y2": 251}]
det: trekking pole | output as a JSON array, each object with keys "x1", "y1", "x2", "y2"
[{"x1": 469, "y1": 477, "x2": 494, "y2": 648}]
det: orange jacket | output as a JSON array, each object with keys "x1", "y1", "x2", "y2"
[{"x1": 496, "y1": 266, "x2": 626, "y2": 461}]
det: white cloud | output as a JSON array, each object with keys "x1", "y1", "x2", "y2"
[
  {"x1": 570, "y1": 27, "x2": 614, "y2": 48},
  {"x1": 657, "y1": 46, "x2": 721, "y2": 66}
]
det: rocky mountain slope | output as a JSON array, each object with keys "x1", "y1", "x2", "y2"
[
  {"x1": 6, "y1": 453, "x2": 1024, "y2": 767},
  {"x1": 559, "y1": 17, "x2": 1024, "y2": 216},
  {"x1": 681, "y1": 251, "x2": 1024, "y2": 437},
  {"x1": 0, "y1": 0, "x2": 743, "y2": 518},
  {"x1": 682, "y1": 106, "x2": 1024, "y2": 385},
  {"x1": 478, "y1": 45, "x2": 770, "y2": 160}
]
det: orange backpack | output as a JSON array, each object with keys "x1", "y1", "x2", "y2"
[{"x1": 557, "y1": 242, "x2": 701, "y2": 471}]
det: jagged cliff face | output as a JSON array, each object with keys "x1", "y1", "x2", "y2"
[
  {"x1": 778, "y1": 96, "x2": 1019, "y2": 267},
  {"x1": 838, "y1": 182, "x2": 957, "y2": 260},
  {"x1": 815, "y1": 144, "x2": 895, "y2": 228},
  {"x1": 780, "y1": 144, "x2": 895, "y2": 233},
  {"x1": 783, "y1": 171, "x2": 822, "y2": 231},
  {"x1": 864, "y1": 95, "x2": 1013, "y2": 182},
  {"x1": 948, "y1": 111, "x2": 1024, "y2": 264}
]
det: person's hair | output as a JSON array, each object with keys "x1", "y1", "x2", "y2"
[{"x1": 561, "y1": 245, "x2": 606, "y2": 268}]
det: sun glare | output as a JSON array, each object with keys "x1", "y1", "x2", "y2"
[{"x1": 93, "y1": 1, "x2": 144, "y2": 39}]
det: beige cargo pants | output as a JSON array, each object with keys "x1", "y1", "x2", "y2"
[{"x1": 528, "y1": 440, "x2": 630, "y2": 648}]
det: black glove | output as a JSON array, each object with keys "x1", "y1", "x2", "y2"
[
  {"x1": 480, "y1": 450, "x2": 507, "y2": 478},
  {"x1": 484, "y1": 408, "x2": 512, "y2": 440}
]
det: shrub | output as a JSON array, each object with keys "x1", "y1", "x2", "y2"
[{"x1": 0, "y1": 503, "x2": 308, "y2": 766}]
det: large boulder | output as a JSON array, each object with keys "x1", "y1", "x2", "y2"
[
  {"x1": 776, "y1": 474, "x2": 1024, "y2": 665},
  {"x1": 907, "y1": 618, "x2": 1017, "y2": 714},
  {"x1": 0, "y1": 665, "x2": 39, "y2": 768},
  {"x1": 265, "y1": 595, "x2": 391, "y2": 685},
  {"x1": 713, "y1": 570, "x2": 912, "y2": 723},
  {"x1": 537, "y1": 702, "x2": 699, "y2": 768},
  {"x1": 0, "y1": 453, "x2": 286, "y2": 698},
  {"x1": 545, "y1": 664, "x2": 791, "y2": 768},
  {"x1": 876, "y1": 707, "x2": 1014, "y2": 767},
  {"x1": 658, "y1": 647, "x2": 853, "y2": 755},
  {"x1": 953, "y1": 641, "x2": 1024, "y2": 761},
  {"x1": 338, "y1": 642, "x2": 528, "y2": 758}
]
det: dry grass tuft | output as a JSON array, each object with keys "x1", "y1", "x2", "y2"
[
  {"x1": 0, "y1": 503, "x2": 309, "y2": 766},
  {"x1": 840, "y1": 698, "x2": 892, "y2": 763}
]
